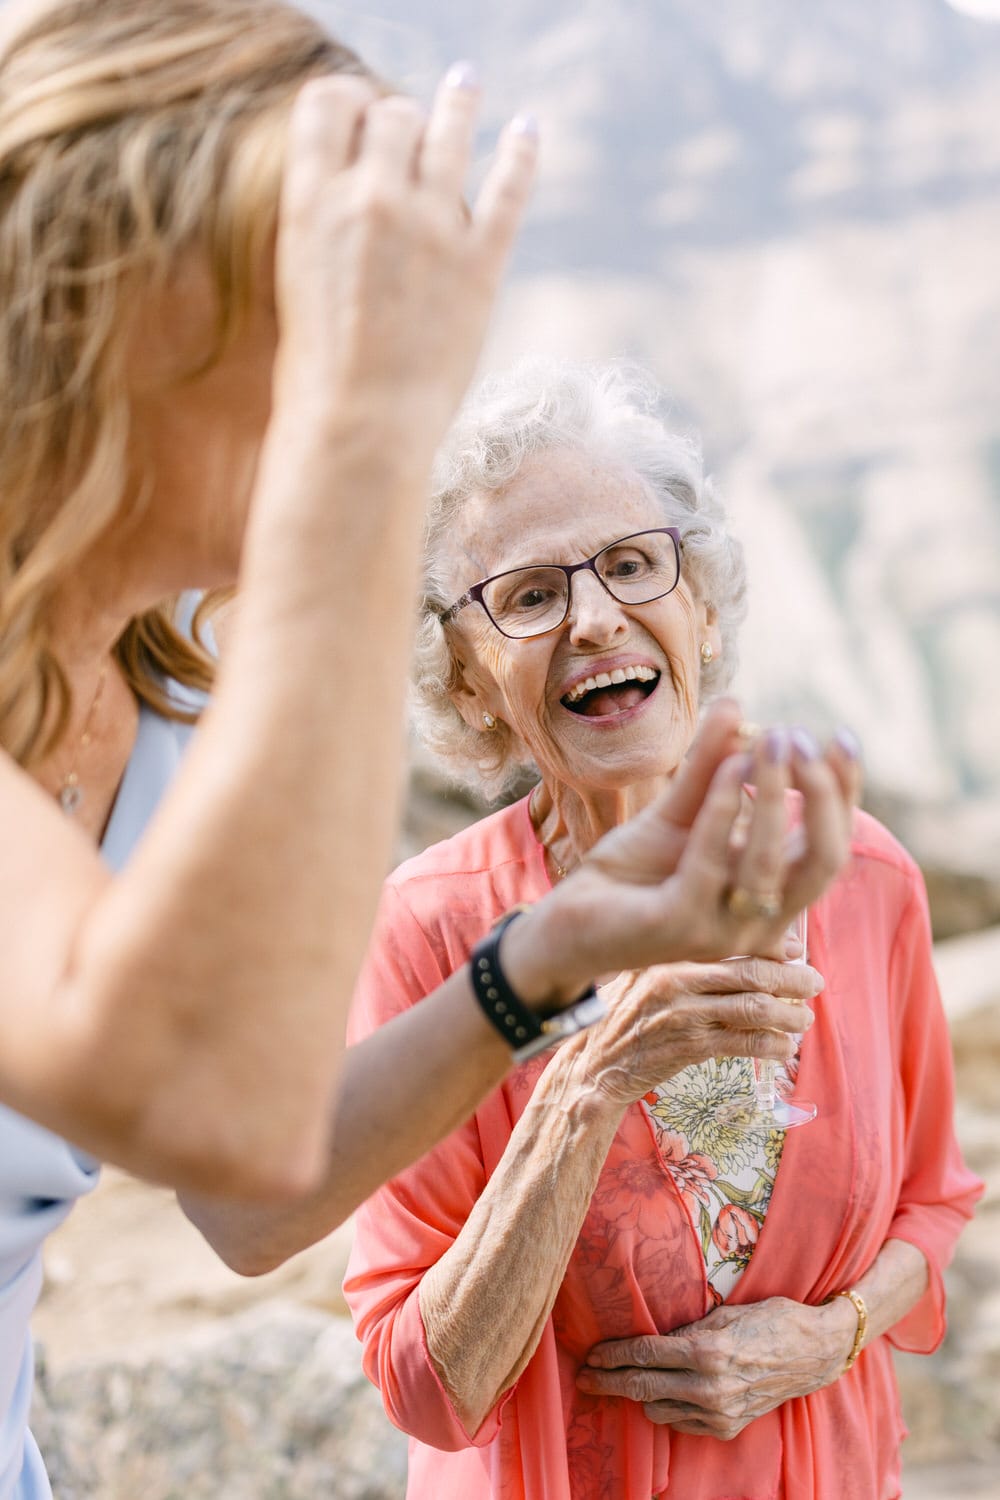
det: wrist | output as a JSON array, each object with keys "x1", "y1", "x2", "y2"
[
  {"x1": 820, "y1": 1288, "x2": 868, "y2": 1378},
  {"x1": 469, "y1": 907, "x2": 604, "y2": 1063},
  {"x1": 251, "y1": 405, "x2": 430, "y2": 542},
  {"x1": 498, "y1": 901, "x2": 594, "y2": 1012},
  {"x1": 265, "y1": 385, "x2": 440, "y2": 487},
  {"x1": 523, "y1": 1041, "x2": 627, "y2": 1134}
]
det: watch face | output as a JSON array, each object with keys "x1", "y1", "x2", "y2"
[{"x1": 513, "y1": 989, "x2": 607, "y2": 1064}]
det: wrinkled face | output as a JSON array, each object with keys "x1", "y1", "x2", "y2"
[{"x1": 443, "y1": 446, "x2": 719, "y2": 793}]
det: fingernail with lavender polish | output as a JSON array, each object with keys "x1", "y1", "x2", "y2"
[
  {"x1": 445, "y1": 60, "x2": 480, "y2": 90},
  {"x1": 790, "y1": 727, "x2": 819, "y2": 761},
  {"x1": 834, "y1": 725, "x2": 861, "y2": 760},
  {"x1": 734, "y1": 751, "x2": 754, "y2": 783},
  {"x1": 509, "y1": 111, "x2": 539, "y2": 138},
  {"x1": 764, "y1": 727, "x2": 790, "y2": 764}
]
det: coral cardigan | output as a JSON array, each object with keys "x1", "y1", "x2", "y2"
[{"x1": 344, "y1": 797, "x2": 983, "y2": 1500}]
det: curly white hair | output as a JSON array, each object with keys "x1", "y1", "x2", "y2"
[{"x1": 412, "y1": 357, "x2": 747, "y2": 800}]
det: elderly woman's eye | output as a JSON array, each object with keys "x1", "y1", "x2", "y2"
[
  {"x1": 491, "y1": 570, "x2": 561, "y2": 615},
  {"x1": 513, "y1": 586, "x2": 556, "y2": 611},
  {"x1": 604, "y1": 552, "x2": 648, "y2": 580}
]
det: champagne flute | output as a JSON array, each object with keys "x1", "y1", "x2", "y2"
[{"x1": 717, "y1": 908, "x2": 817, "y2": 1131}]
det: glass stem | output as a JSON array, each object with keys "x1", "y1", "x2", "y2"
[{"x1": 755, "y1": 1058, "x2": 777, "y2": 1111}]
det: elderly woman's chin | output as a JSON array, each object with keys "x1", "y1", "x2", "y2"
[{"x1": 548, "y1": 677, "x2": 700, "y2": 789}]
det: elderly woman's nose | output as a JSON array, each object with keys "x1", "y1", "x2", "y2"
[{"x1": 566, "y1": 571, "x2": 629, "y2": 644}]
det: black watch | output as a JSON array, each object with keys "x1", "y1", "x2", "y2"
[{"x1": 469, "y1": 905, "x2": 606, "y2": 1062}]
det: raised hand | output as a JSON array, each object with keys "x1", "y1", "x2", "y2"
[
  {"x1": 272, "y1": 66, "x2": 538, "y2": 464},
  {"x1": 518, "y1": 701, "x2": 860, "y2": 1004}
]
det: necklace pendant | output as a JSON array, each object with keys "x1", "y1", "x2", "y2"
[{"x1": 59, "y1": 781, "x2": 83, "y2": 815}]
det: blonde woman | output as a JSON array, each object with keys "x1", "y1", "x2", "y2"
[{"x1": 0, "y1": 3, "x2": 858, "y2": 1495}]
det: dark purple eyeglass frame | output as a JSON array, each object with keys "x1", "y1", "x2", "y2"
[{"x1": 435, "y1": 527, "x2": 683, "y2": 640}]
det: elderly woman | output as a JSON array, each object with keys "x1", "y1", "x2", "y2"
[
  {"x1": 0, "y1": 7, "x2": 861, "y2": 1497},
  {"x1": 343, "y1": 358, "x2": 983, "y2": 1500}
]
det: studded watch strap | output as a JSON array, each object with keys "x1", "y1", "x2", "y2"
[{"x1": 469, "y1": 905, "x2": 547, "y2": 1051}]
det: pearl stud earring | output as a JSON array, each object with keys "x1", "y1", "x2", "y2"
[
  {"x1": 482, "y1": 712, "x2": 497, "y2": 730},
  {"x1": 700, "y1": 642, "x2": 714, "y2": 665}
]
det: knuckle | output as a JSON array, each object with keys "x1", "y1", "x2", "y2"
[
  {"x1": 750, "y1": 1028, "x2": 791, "y2": 1059},
  {"x1": 746, "y1": 847, "x2": 782, "y2": 884},
  {"x1": 630, "y1": 1372, "x2": 660, "y2": 1404},
  {"x1": 369, "y1": 92, "x2": 425, "y2": 125},
  {"x1": 631, "y1": 1334, "x2": 658, "y2": 1365},
  {"x1": 739, "y1": 991, "x2": 767, "y2": 1027},
  {"x1": 781, "y1": 964, "x2": 814, "y2": 998},
  {"x1": 353, "y1": 178, "x2": 398, "y2": 225},
  {"x1": 753, "y1": 960, "x2": 781, "y2": 993},
  {"x1": 296, "y1": 74, "x2": 371, "y2": 114},
  {"x1": 741, "y1": 958, "x2": 769, "y2": 991},
  {"x1": 744, "y1": 957, "x2": 780, "y2": 989},
  {"x1": 489, "y1": 175, "x2": 528, "y2": 214}
]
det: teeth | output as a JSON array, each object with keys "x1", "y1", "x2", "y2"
[{"x1": 562, "y1": 664, "x2": 658, "y2": 704}]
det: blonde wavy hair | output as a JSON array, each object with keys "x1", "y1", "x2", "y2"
[{"x1": 0, "y1": 0, "x2": 373, "y2": 765}]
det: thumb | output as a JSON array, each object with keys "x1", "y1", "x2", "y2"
[{"x1": 656, "y1": 699, "x2": 745, "y2": 831}]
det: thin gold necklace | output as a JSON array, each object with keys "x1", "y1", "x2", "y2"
[
  {"x1": 58, "y1": 664, "x2": 108, "y2": 816},
  {"x1": 530, "y1": 787, "x2": 570, "y2": 881}
]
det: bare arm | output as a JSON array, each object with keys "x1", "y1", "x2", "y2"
[
  {"x1": 180, "y1": 966, "x2": 514, "y2": 1272},
  {"x1": 0, "y1": 77, "x2": 537, "y2": 1196},
  {"x1": 336, "y1": 956, "x2": 818, "y2": 1436},
  {"x1": 182, "y1": 718, "x2": 855, "y2": 1256}
]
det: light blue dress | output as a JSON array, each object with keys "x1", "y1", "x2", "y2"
[{"x1": 0, "y1": 703, "x2": 198, "y2": 1499}]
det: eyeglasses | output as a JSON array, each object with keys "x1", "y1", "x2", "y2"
[{"x1": 436, "y1": 527, "x2": 683, "y2": 640}]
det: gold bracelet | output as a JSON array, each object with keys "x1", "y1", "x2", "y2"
[{"x1": 824, "y1": 1287, "x2": 869, "y2": 1372}]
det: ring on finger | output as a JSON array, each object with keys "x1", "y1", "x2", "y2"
[{"x1": 726, "y1": 885, "x2": 782, "y2": 921}]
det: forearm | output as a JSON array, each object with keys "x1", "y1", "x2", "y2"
[
  {"x1": 822, "y1": 1237, "x2": 930, "y2": 1368},
  {"x1": 180, "y1": 893, "x2": 602, "y2": 1263},
  {"x1": 182, "y1": 964, "x2": 514, "y2": 1271},
  {"x1": 419, "y1": 1042, "x2": 620, "y2": 1436},
  {"x1": 17, "y1": 422, "x2": 429, "y2": 1192}
]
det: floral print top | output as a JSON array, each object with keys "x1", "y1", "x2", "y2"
[{"x1": 641, "y1": 1053, "x2": 798, "y2": 1305}]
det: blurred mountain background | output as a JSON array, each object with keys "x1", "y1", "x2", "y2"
[{"x1": 315, "y1": 0, "x2": 1000, "y2": 915}]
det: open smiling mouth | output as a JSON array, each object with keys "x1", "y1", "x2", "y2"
[{"x1": 560, "y1": 665, "x2": 661, "y2": 719}]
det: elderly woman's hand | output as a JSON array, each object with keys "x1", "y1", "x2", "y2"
[
  {"x1": 575, "y1": 1297, "x2": 856, "y2": 1439},
  {"x1": 572, "y1": 957, "x2": 820, "y2": 1111}
]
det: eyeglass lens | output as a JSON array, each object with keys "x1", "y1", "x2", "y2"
[{"x1": 482, "y1": 530, "x2": 679, "y2": 639}]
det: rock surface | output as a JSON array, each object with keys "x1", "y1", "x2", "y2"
[{"x1": 32, "y1": 1304, "x2": 408, "y2": 1500}]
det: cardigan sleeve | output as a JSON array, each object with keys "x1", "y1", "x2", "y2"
[
  {"x1": 343, "y1": 880, "x2": 516, "y2": 1450},
  {"x1": 883, "y1": 871, "x2": 984, "y2": 1354}
]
